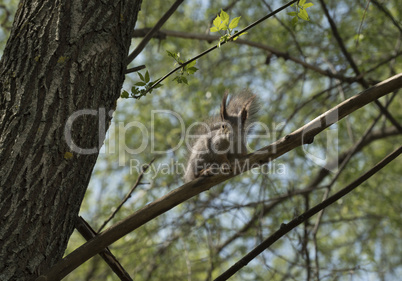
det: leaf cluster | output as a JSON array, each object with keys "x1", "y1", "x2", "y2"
[
  {"x1": 288, "y1": 0, "x2": 314, "y2": 26},
  {"x1": 210, "y1": 9, "x2": 247, "y2": 47},
  {"x1": 166, "y1": 50, "x2": 198, "y2": 84},
  {"x1": 121, "y1": 70, "x2": 163, "y2": 99}
]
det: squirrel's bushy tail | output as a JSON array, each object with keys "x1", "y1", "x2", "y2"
[{"x1": 226, "y1": 89, "x2": 260, "y2": 129}]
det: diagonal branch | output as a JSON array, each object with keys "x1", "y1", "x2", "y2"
[
  {"x1": 318, "y1": 0, "x2": 361, "y2": 76},
  {"x1": 215, "y1": 124, "x2": 400, "y2": 256},
  {"x1": 214, "y1": 145, "x2": 402, "y2": 281},
  {"x1": 36, "y1": 72, "x2": 402, "y2": 281},
  {"x1": 75, "y1": 217, "x2": 133, "y2": 281}
]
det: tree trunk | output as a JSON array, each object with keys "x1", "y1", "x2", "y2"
[{"x1": 0, "y1": 1, "x2": 142, "y2": 280}]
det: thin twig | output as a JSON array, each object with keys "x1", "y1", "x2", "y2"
[
  {"x1": 355, "y1": 0, "x2": 371, "y2": 48},
  {"x1": 125, "y1": 65, "x2": 146, "y2": 74},
  {"x1": 371, "y1": 0, "x2": 402, "y2": 34},
  {"x1": 214, "y1": 145, "x2": 402, "y2": 281},
  {"x1": 126, "y1": 0, "x2": 185, "y2": 65},
  {"x1": 319, "y1": 0, "x2": 402, "y2": 133},
  {"x1": 98, "y1": 158, "x2": 155, "y2": 233},
  {"x1": 0, "y1": 5, "x2": 12, "y2": 30}
]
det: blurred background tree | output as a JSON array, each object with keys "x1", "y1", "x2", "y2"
[{"x1": 1, "y1": 0, "x2": 401, "y2": 280}]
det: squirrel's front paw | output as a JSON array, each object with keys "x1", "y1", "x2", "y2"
[
  {"x1": 199, "y1": 166, "x2": 218, "y2": 177},
  {"x1": 198, "y1": 163, "x2": 232, "y2": 178},
  {"x1": 220, "y1": 163, "x2": 232, "y2": 175}
]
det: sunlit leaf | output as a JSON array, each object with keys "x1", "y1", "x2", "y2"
[
  {"x1": 220, "y1": 9, "x2": 229, "y2": 24},
  {"x1": 213, "y1": 16, "x2": 222, "y2": 29},
  {"x1": 229, "y1": 16, "x2": 241, "y2": 29},
  {"x1": 299, "y1": 9, "x2": 309, "y2": 21}
]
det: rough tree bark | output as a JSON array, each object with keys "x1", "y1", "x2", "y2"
[{"x1": 0, "y1": 1, "x2": 142, "y2": 280}]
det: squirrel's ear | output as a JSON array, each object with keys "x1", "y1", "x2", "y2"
[
  {"x1": 220, "y1": 91, "x2": 229, "y2": 121},
  {"x1": 240, "y1": 95, "x2": 256, "y2": 123}
]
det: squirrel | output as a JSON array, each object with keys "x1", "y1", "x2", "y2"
[{"x1": 183, "y1": 90, "x2": 260, "y2": 183}]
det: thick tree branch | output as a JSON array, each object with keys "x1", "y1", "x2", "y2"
[
  {"x1": 36, "y1": 72, "x2": 402, "y2": 281},
  {"x1": 215, "y1": 121, "x2": 400, "y2": 254},
  {"x1": 215, "y1": 125, "x2": 400, "y2": 256}
]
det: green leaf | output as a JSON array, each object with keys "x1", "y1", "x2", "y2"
[
  {"x1": 135, "y1": 82, "x2": 146, "y2": 86},
  {"x1": 121, "y1": 90, "x2": 129, "y2": 99},
  {"x1": 232, "y1": 30, "x2": 247, "y2": 41},
  {"x1": 299, "y1": 9, "x2": 309, "y2": 21},
  {"x1": 187, "y1": 60, "x2": 196, "y2": 68},
  {"x1": 173, "y1": 76, "x2": 188, "y2": 84},
  {"x1": 229, "y1": 16, "x2": 241, "y2": 29},
  {"x1": 287, "y1": 12, "x2": 298, "y2": 16},
  {"x1": 166, "y1": 50, "x2": 174, "y2": 57},
  {"x1": 291, "y1": 16, "x2": 299, "y2": 26},
  {"x1": 138, "y1": 72, "x2": 145, "y2": 81},
  {"x1": 187, "y1": 67, "x2": 198, "y2": 75},
  {"x1": 145, "y1": 71, "x2": 150, "y2": 83},
  {"x1": 210, "y1": 26, "x2": 219, "y2": 32},
  {"x1": 213, "y1": 16, "x2": 222, "y2": 29},
  {"x1": 303, "y1": 3, "x2": 314, "y2": 8},
  {"x1": 166, "y1": 50, "x2": 179, "y2": 61},
  {"x1": 299, "y1": 0, "x2": 306, "y2": 6},
  {"x1": 220, "y1": 9, "x2": 229, "y2": 24}
]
